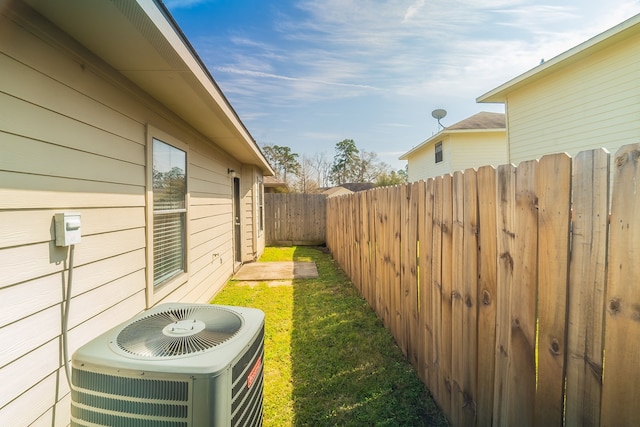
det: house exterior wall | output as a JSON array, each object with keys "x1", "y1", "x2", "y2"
[
  {"x1": 240, "y1": 166, "x2": 265, "y2": 262},
  {"x1": 406, "y1": 132, "x2": 507, "y2": 181},
  {"x1": 406, "y1": 135, "x2": 452, "y2": 181},
  {"x1": 0, "y1": 5, "x2": 263, "y2": 426},
  {"x1": 505, "y1": 31, "x2": 640, "y2": 165},
  {"x1": 448, "y1": 131, "x2": 508, "y2": 172}
]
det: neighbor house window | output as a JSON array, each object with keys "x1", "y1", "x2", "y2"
[
  {"x1": 152, "y1": 139, "x2": 186, "y2": 287},
  {"x1": 435, "y1": 141, "x2": 443, "y2": 163}
]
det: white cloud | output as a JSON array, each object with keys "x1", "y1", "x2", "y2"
[
  {"x1": 402, "y1": 0, "x2": 425, "y2": 23},
  {"x1": 182, "y1": 0, "x2": 640, "y2": 166}
]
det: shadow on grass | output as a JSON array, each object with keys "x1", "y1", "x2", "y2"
[{"x1": 290, "y1": 246, "x2": 448, "y2": 426}]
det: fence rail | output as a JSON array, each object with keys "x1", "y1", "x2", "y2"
[
  {"x1": 265, "y1": 193, "x2": 326, "y2": 245},
  {"x1": 326, "y1": 144, "x2": 640, "y2": 426}
]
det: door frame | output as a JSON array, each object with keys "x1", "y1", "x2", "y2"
[{"x1": 233, "y1": 176, "x2": 242, "y2": 269}]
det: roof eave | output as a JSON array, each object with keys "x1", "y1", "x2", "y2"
[
  {"x1": 23, "y1": 0, "x2": 274, "y2": 175},
  {"x1": 399, "y1": 130, "x2": 447, "y2": 160},
  {"x1": 477, "y1": 13, "x2": 640, "y2": 104}
]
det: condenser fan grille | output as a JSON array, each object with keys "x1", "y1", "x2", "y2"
[{"x1": 116, "y1": 306, "x2": 242, "y2": 358}]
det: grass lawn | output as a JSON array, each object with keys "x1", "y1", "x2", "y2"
[{"x1": 211, "y1": 246, "x2": 448, "y2": 426}]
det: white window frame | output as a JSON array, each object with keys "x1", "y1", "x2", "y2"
[
  {"x1": 146, "y1": 125, "x2": 189, "y2": 305},
  {"x1": 435, "y1": 141, "x2": 443, "y2": 164}
]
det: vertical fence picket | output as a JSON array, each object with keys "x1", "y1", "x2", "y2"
[
  {"x1": 476, "y1": 166, "x2": 498, "y2": 427},
  {"x1": 462, "y1": 168, "x2": 479, "y2": 426},
  {"x1": 376, "y1": 188, "x2": 386, "y2": 324},
  {"x1": 372, "y1": 190, "x2": 380, "y2": 312},
  {"x1": 383, "y1": 187, "x2": 393, "y2": 329},
  {"x1": 397, "y1": 184, "x2": 408, "y2": 356},
  {"x1": 420, "y1": 179, "x2": 435, "y2": 388},
  {"x1": 451, "y1": 171, "x2": 465, "y2": 427},
  {"x1": 353, "y1": 193, "x2": 360, "y2": 290},
  {"x1": 507, "y1": 159, "x2": 538, "y2": 427},
  {"x1": 361, "y1": 191, "x2": 371, "y2": 304},
  {"x1": 565, "y1": 149, "x2": 609, "y2": 427},
  {"x1": 601, "y1": 143, "x2": 640, "y2": 426},
  {"x1": 389, "y1": 186, "x2": 400, "y2": 351},
  {"x1": 406, "y1": 183, "x2": 420, "y2": 368},
  {"x1": 431, "y1": 176, "x2": 444, "y2": 412},
  {"x1": 535, "y1": 153, "x2": 572, "y2": 426},
  {"x1": 441, "y1": 174, "x2": 454, "y2": 420},
  {"x1": 493, "y1": 163, "x2": 516, "y2": 426}
]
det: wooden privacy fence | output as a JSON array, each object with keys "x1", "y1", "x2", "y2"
[
  {"x1": 326, "y1": 144, "x2": 640, "y2": 427},
  {"x1": 265, "y1": 193, "x2": 327, "y2": 245}
]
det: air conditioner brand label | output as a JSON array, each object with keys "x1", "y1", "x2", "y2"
[{"x1": 247, "y1": 356, "x2": 262, "y2": 389}]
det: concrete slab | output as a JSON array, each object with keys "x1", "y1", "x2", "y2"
[{"x1": 233, "y1": 261, "x2": 318, "y2": 281}]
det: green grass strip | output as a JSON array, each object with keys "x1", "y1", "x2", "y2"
[{"x1": 212, "y1": 246, "x2": 448, "y2": 426}]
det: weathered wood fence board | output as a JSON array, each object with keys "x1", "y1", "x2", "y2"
[
  {"x1": 601, "y1": 143, "x2": 640, "y2": 426},
  {"x1": 565, "y1": 149, "x2": 609, "y2": 427},
  {"x1": 475, "y1": 166, "x2": 497, "y2": 427},
  {"x1": 265, "y1": 193, "x2": 326, "y2": 245},
  {"x1": 326, "y1": 144, "x2": 640, "y2": 426}
]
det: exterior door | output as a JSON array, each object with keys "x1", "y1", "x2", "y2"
[{"x1": 233, "y1": 177, "x2": 242, "y2": 265}]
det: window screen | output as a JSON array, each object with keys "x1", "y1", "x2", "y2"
[
  {"x1": 152, "y1": 139, "x2": 186, "y2": 286},
  {"x1": 435, "y1": 141, "x2": 443, "y2": 163}
]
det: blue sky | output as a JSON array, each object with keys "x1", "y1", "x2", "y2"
[{"x1": 165, "y1": 0, "x2": 640, "y2": 170}]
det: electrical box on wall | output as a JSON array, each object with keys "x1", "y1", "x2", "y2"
[{"x1": 54, "y1": 212, "x2": 82, "y2": 246}]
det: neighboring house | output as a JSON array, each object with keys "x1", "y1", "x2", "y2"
[
  {"x1": 399, "y1": 112, "x2": 507, "y2": 181},
  {"x1": 320, "y1": 182, "x2": 375, "y2": 197},
  {"x1": 264, "y1": 175, "x2": 289, "y2": 193},
  {"x1": 477, "y1": 13, "x2": 640, "y2": 165},
  {"x1": 339, "y1": 182, "x2": 376, "y2": 192},
  {"x1": 322, "y1": 186, "x2": 354, "y2": 198},
  {"x1": 0, "y1": 1, "x2": 273, "y2": 425}
]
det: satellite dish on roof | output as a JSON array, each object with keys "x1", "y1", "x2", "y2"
[{"x1": 431, "y1": 108, "x2": 447, "y2": 130}]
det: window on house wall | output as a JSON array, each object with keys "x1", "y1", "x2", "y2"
[
  {"x1": 152, "y1": 138, "x2": 186, "y2": 287},
  {"x1": 257, "y1": 176, "x2": 264, "y2": 232},
  {"x1": 435, "y1": 141, "x2": 443, "y2": 163}
]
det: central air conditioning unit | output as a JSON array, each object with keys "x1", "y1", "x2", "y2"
[{"x1": 70, "y1": 303, "x2": 265, "y2": 427}]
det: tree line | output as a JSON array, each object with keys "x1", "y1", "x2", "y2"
[{"x1": 262, "y1": 139, "x2": 407, "y2": 193}]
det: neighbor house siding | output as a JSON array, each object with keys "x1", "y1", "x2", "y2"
[
  {"x1": 406, "y1": 131, "x2": 507, "y2": 182},
  {"x1": 449, "y1": 131, "x2": 509, "y2": 172},
  {"x1": 406, "y1": 136, "x2": 452, "y2": 181},
  {"x1": 0, "y1": 5, "x2": 249, "y2": 425},
  {"x1": 506, "y1": 31, "x2": 640, "y2": 165}
]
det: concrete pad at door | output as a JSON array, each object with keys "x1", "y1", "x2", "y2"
[{"x1": 233, "y1": 261, "x2": 318, "y2": 281}]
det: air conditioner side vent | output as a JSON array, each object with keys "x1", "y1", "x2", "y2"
[
  {"x1": 73, "y1": 369, "x2": 190, "y2": 401},
  {"x1": 71, "y1": 406, "x2": 188, "y2": 427},
  {"x1": 71, "y1": 390, "x2": 189, "y2": 418}
]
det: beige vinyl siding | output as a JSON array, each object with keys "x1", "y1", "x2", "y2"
[
  {"x1": 406, "y1": 147, "x2": 431, "y2": 182},
  {"x1": 0, "y1": 5, "x2": 254, "y2": 426},
  {"x1": 507, "y1": 31, "x2": 640, "y2": 165},
  {"x1": 406, "y1": 136, "x2": 452, "y2": 181},
  {"x1": 406, "y1": 132, "x2": 507, "y2": 181},
  {"x1": 241, "y1": 167, "x2": 256, "y2": 262},
  {"x1": 449, "y1": 132, "x2": 509, "y2": 172}
]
